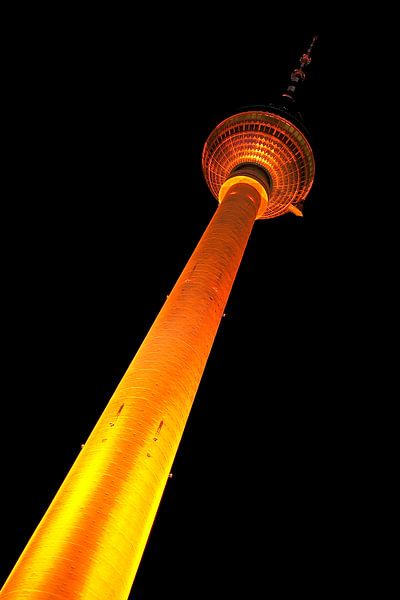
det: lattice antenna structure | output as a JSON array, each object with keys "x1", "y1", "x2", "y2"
[{"x1": 281, "y1": 34, "x2": 319, "y2": 105}]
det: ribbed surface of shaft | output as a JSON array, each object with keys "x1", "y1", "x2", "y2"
[{"x1": 1, "y1": 183, "x2": 261, "y2": 600}]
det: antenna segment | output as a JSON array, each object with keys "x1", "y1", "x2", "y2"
[{"x1": 282, "y1": 35, "x2": 318, "y2": 104}]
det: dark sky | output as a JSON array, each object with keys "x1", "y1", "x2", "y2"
[{"x1": 2, "y1": 11, "x2": 362, "y2": 598}]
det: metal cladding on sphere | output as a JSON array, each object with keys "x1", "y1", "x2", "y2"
[{"x1": 202, "y1": 109, "x2": 315, "y2": 219}]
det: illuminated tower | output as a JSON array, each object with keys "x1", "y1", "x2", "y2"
[{"x1": 1, "y1": 37, "x2": 318, "y2": 600}]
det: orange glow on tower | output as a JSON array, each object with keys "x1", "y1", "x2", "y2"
[{"x1": 1, "y1": 37, "x2": 317, "y2": 600}]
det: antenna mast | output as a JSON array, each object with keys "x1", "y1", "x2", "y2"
[{"x1": 281, "y1": 35, "x2": 318, "y2": 105}]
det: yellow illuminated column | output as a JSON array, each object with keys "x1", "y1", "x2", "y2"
[{"x1": 1, "y1": 180, "x2": 264, "y2": 600}]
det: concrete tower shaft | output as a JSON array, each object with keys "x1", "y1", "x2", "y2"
[{"x1": 1, "y1": 182, "x2": 264, "y2": 600}]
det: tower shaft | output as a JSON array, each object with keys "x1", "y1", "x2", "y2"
[{"x1": 1, "y1": 182, "x2": 261, "y2": 600}]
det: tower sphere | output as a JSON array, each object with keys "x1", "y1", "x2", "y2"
[{"x1": 202, "y1": 108, "x2": 315, "y2": 219}]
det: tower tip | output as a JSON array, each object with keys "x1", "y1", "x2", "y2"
[{"x1": 281, "y1": 34, "x2": 319, "y2": 107}]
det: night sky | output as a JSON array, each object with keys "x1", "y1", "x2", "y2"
[{"x1": 2, "y1": 11, "x2": 363, "y2": 598}]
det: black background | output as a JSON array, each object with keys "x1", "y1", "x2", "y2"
[{"x1": 2, "y1": 7, "x2": 374, "y2": 599}]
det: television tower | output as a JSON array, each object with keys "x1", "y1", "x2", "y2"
[{"x1": 1, "y1": 36, "x2": 318, "y2": 600}]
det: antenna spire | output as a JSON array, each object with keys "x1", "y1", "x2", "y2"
[{"x1": 281, "y1": 35, "x2": 318, "y2": 106}]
